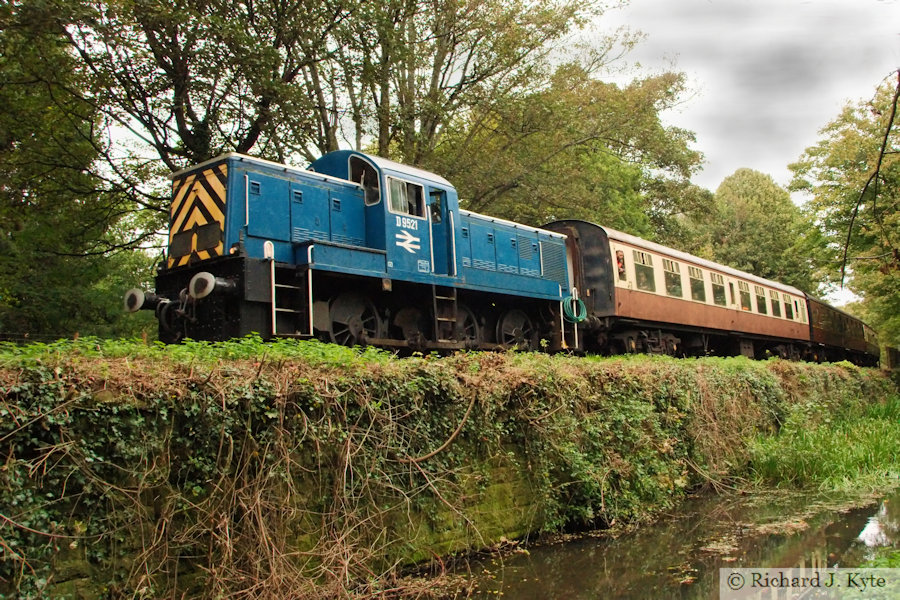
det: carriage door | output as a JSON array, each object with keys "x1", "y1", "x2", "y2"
[{"x1": 429, "y1": 189, "x2": 454, "y2": 276}]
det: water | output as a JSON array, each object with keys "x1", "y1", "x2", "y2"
[{"x1": 464, "y1": 489, "x2": 900, "y2": 599}]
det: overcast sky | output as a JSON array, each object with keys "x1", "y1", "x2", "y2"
[{"x1": 600, "y1": 0, "x2": 900, "y2": 192}]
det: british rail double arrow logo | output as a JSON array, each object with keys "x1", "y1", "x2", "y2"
[{"x1": 395, "y1": 230, "x2": 421, "y2": 253}]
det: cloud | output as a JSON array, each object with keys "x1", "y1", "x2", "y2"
[{"x1": 601, "y1": 0, "x2": 900, "y2": 190}]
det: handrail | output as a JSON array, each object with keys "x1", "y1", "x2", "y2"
[
  {"x1": 428, "y1": 209, "x2": 435, "y2": 273},
  {"x1": 264, "y1": 241, "x2": 275, "y2": 335},
  {"x1": 307, "y1": 245, "x2": 315, "y2": 335},
  {"x1": 244, "y1": 174, "x2": 250, "y2": 227},
  {"x1": 449, "y1": 211, "x2": 457, "y2": 276}
]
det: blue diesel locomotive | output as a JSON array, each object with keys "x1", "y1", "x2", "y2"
[{"x1": 125, "y1": 151, "x2": 578, "y2": 350}]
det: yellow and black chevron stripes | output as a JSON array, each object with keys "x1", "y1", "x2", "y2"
[{"x1": 167, "y1": 163, "x2": 228, "y2": 268}]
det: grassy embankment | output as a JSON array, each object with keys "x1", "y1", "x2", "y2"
[
  {"x1": 0, "y1": 337, "x2": 897, "y2": 599},
  {"x1": 748, "y1": 392, "x2": 900, "y2": 490}
]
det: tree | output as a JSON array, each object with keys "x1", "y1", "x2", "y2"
[
  {"x1": 681, "y1": 169, "x2": 820, "y2": 292},
  {"x1": 0, "y1": 2, "x2": 156, "y2": 337},
  {"x1": 641, "y1": 176, "x2": 715, "y2": 249},
  {"x1": 790, "y1": 72, "x2": 900, "y2": 346},
  {"x1": 6, "y1": 0, "x2": 692, "y2": 336},
  {"x1": 67, "y1": 0, "x2": 355, "y2": 164},
  {"x1": 426, "y1": 63, "x2": 703, "y2": 232},
  {"x1": 333, "y1": 0, "x2": 595, "y2": 162},
  {"x1": 1, "y1": 0, "x2": 610, "y2": 248},
  {"x1": 58, "y1": 0, "x2": 600, "y2": 168}
]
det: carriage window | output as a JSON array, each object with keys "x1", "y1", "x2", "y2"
[
  {"x1": 689, "y1": 266, "x2": 706, "y2": 302},
  {"x1": 633, "y1": 250, "x2": 656, "y2": 292},
  {"x1": 350, "y1": 156, "x2": 381, "y2": 206},
  {"x1": 388, "y1": 177, "x2": 424, "y2": 217},
  {"x1": 663, "y1": 259, "x2": 683, "y2": 297},
  {"x1": 738, "y1": 281, "x2": 752, "y2": 311},
  {"x1": 799, "y1": 300, "x2": 807, "y2": 323},
  {"x1": 616, "y1": 250, "x2": 626, "y2": 281},
  {"x1": 783, "y1": 293, "x2": 794, "y2": 320},
  {"x1": 770, "y1": 290, "x2": 781, "y2": 317},
  {"x1": 754, "y1": 286, "x2": 767, "y2": 315},
  {"x1": 711, "y1": 273, "x2": 727, "y2": 306}
]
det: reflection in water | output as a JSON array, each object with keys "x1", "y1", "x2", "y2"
[
  {"x1": 466, "y1": 490, "x2": 900, "y2": 599},
  {"x1": 858, "y1": 498, "x2": 899, "y2": 549}
]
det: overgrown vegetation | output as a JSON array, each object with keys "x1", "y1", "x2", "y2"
[
  {"x1": 0, "y1": 338, "x2": 896, "y2": 598},
  {"x1": 748, "y1": 391, "x2": 900, "y2": 489}
]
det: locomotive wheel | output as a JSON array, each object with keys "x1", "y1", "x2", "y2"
[
  {"x1": 496, "y1": 309, "x2": 537, "y2": 350},
  {"x1": 456, "y1": 304, "x2": 482, "y2": 344},
  {"x1": 328, "y1": 293, "x2": 383, "y2": 346}
]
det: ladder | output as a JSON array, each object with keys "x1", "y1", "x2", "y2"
[
  {"x1": 266, "y1": 242, "x2": 312, "y2": 337},
  {"x1": 432, "y1": 285, "x2": 458, "y2": 342}
]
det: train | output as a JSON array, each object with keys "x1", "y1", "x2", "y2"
[{"x1": 124, "y1": 150, "x2": 880, "y2": 366}]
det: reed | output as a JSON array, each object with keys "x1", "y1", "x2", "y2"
[{"x1": 748, "y1": 394, "x2": 900, "y2": 490}]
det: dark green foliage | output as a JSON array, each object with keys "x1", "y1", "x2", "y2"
[
  {"x1": 0, "y1": 2, "x2": 159, "y2": 338},
  {"x1": 864, "y1": 549, "x2": 900, "y2": 568},
  {"x1": 0, "y1": 339, "x2": 895, "y2": 598}
]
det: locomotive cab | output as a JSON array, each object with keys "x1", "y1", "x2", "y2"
[{"x1": 309, "y1": 151, "x2": 461, "y2": 283}]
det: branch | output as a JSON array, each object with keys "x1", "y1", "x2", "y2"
[
  {"x1": 840, "y1": 69, "x2": 900, "y2": 286},
  {"x1": 397, "y1": 393, "x2": 477, "y2": 464}
]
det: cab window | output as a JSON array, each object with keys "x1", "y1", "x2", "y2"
[
  {"x1": 388, "y1": 177, "x2": 424, "y2": 217},
  {"x1": 429, "y1": 190, "x2": 444, "y2": 223},
  {"x1": 350, "y1": 156, "x2": 381, "y2": 206}
]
